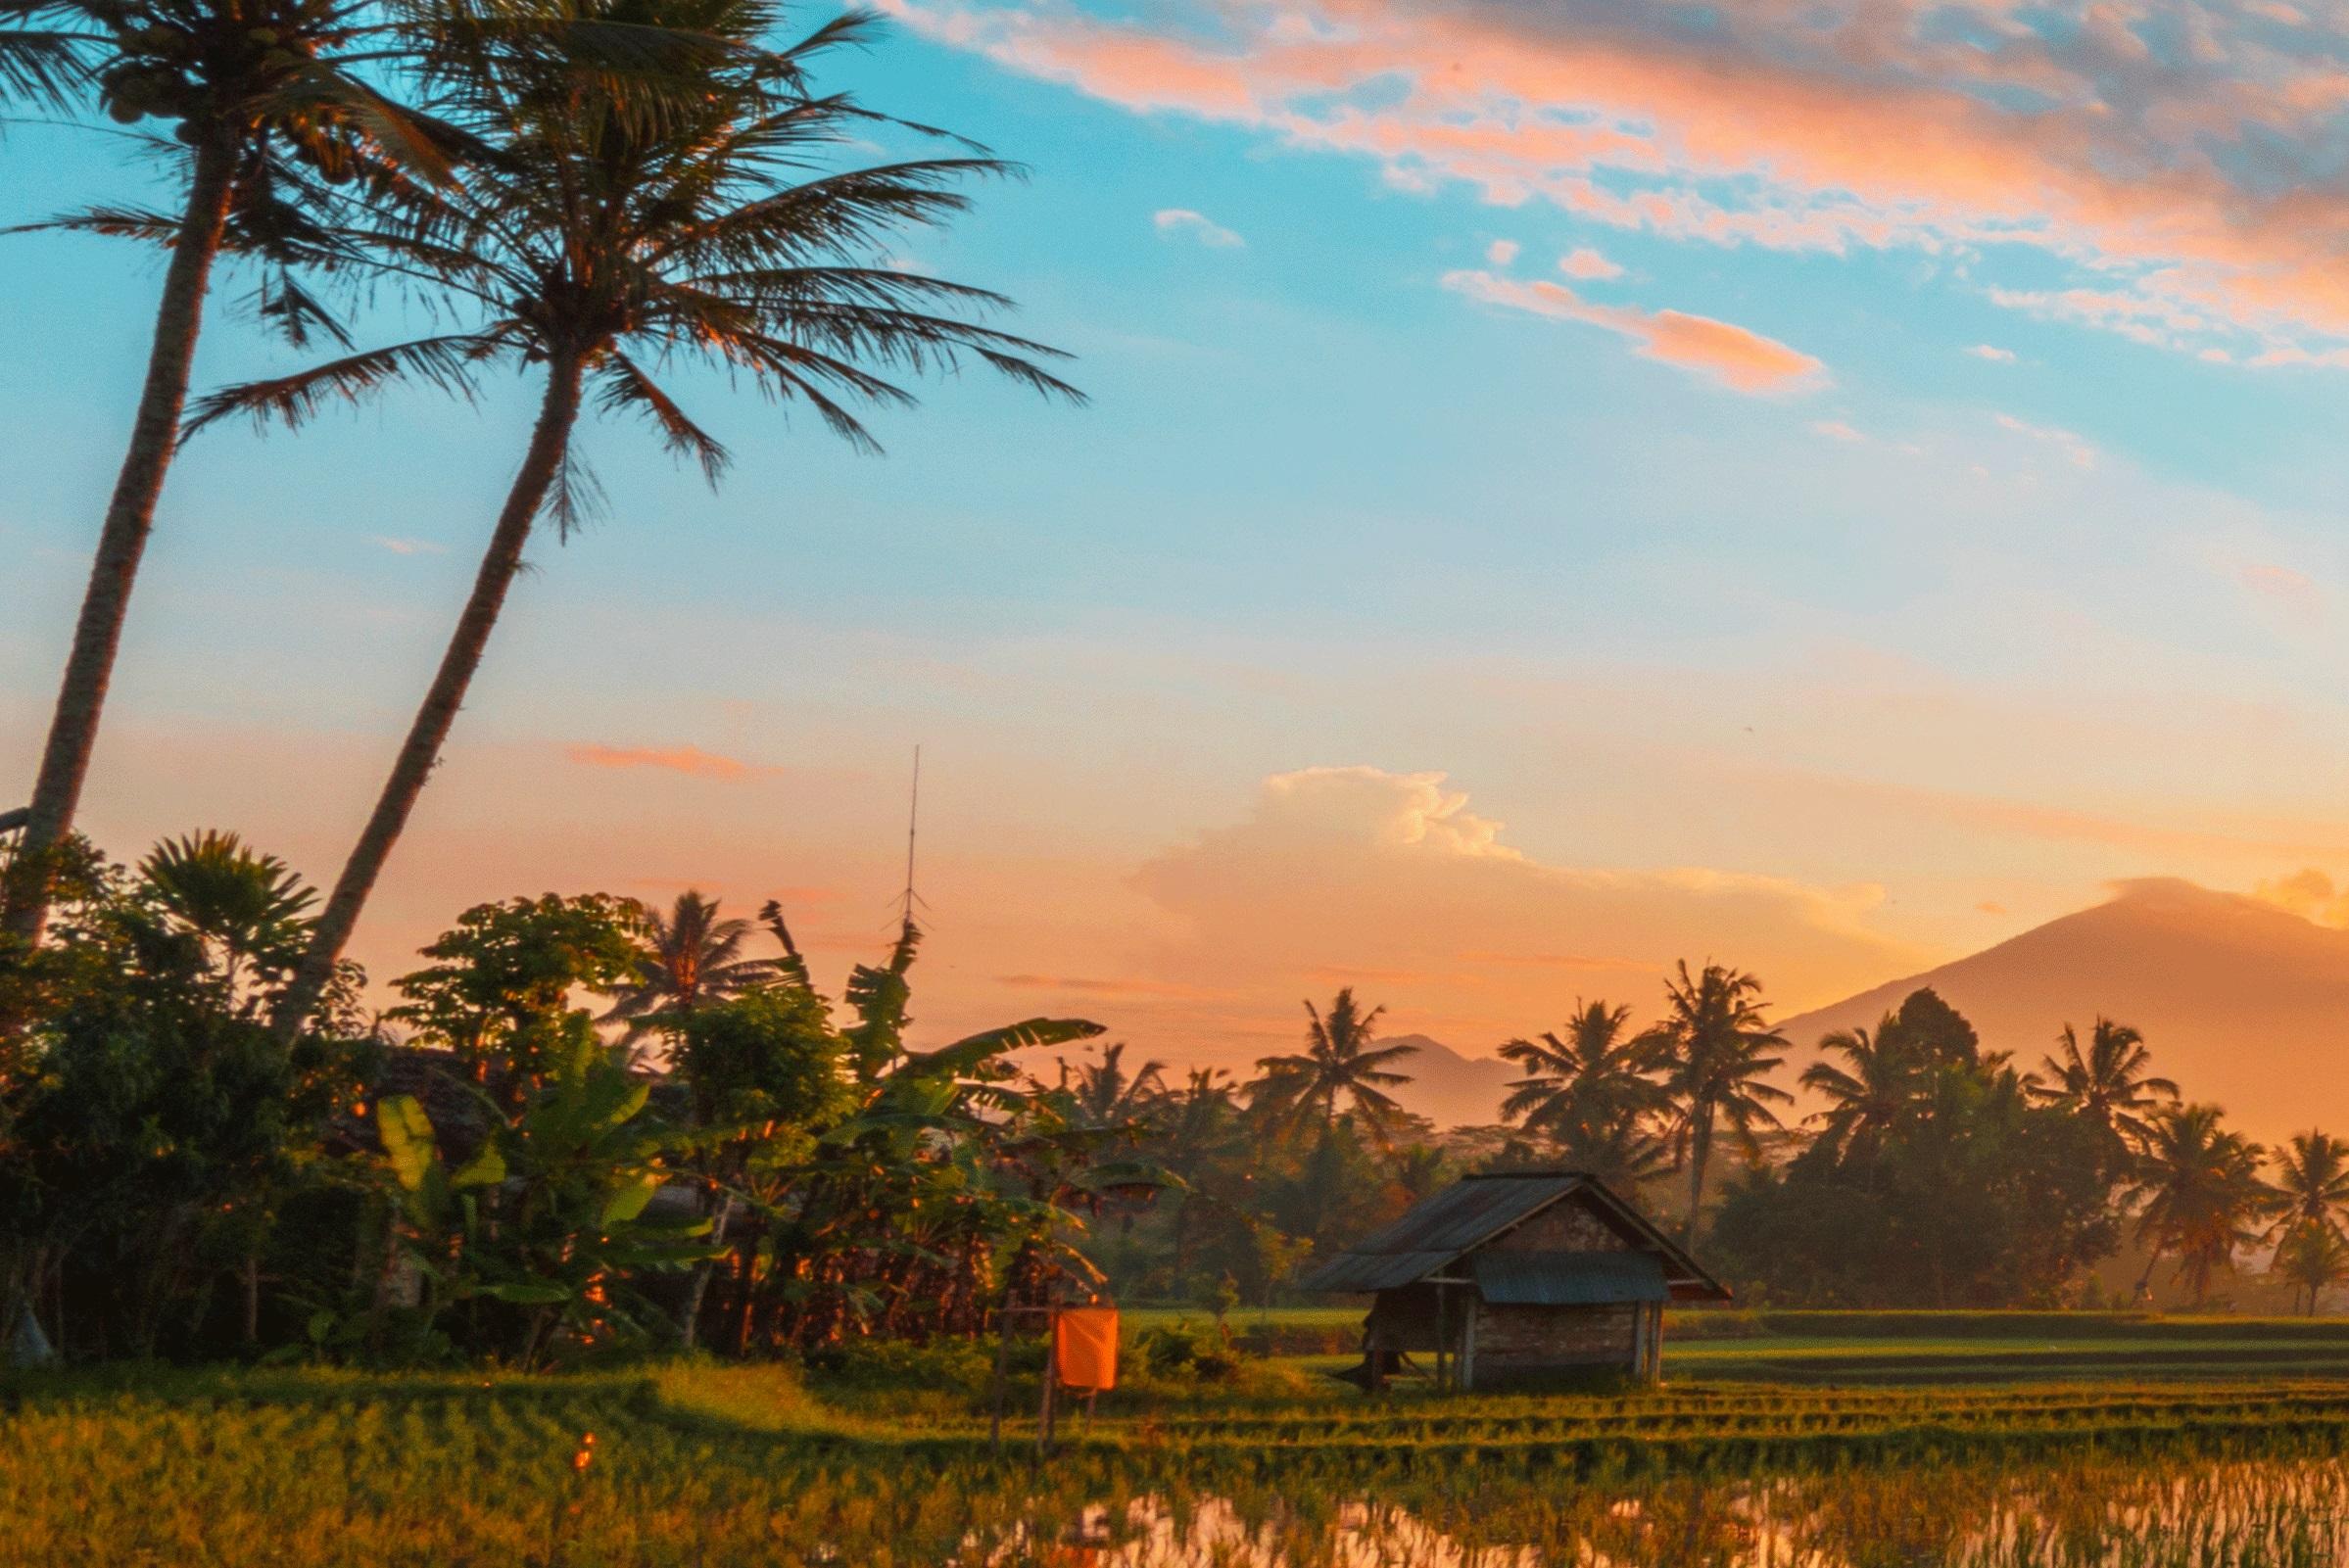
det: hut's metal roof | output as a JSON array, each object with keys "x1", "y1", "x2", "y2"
[
  {"x1": 1470, "y1": 1250, "x2": 1668, "y2": 1307},
  {"x1": 1299, "y1": 1172, "x2": 1587, "y2": 1293},
  {"x1": 1299, "y1": 1170, "x2": 1733, "y2": 1302}
]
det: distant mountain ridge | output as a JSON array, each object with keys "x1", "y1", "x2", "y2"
[
  {"x1": 1774, "y1": 879, "x2": 2349, "y2": 1142},
  {"x1": 1377, "y1": 1032, "x2": 1519, "y2": 1132}
]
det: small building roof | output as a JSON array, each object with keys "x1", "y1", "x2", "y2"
[{"x1": 1300, "y1": 1170, "x2": 1731, "y2": 1302}]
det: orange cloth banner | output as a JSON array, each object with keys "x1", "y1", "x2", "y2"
[{"x1": 1053, "y1": 1307, "x2": 1119, "y2": 1392}]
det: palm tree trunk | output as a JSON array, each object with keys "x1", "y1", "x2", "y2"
[
  {"x1": 270, "y1": 355, "x2": 587, "y2": 1041},
  {"x1": 4, "y1": 135, "x2": 240, "y2": 944},
  {"x1": 1685, "y1": 1110, "x2": 1713, "y2": 1243}
]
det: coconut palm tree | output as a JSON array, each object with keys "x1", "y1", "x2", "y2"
[
  {"x1": 1248, "y1": 988, "x2": 1416, "y2": 1141},
  {"x1": 1800, "y1": 1014, "x2": 1924, "y2": 1165},
  {"x1": 2130, "y1": 1104, "x2": 2273, "y2": 1307},
  {"x1": 0, "y1": 23, "x2": 83, "y2": 104},
  {"x1": 2027, "y1": 1019, "x2": 2178, "y2": 1162},
  {"x1": 1498, "y1": 999, "x2": 1669, "y2": 1179},
  {"x1": 220, "y1": 0, "x2": 1079, "y2": 1040},
  {"x1": 0, "y1": 0, "x2": 467, "y2": 945},
  {"x1": 1646, "y1": 960, "x2": 1792, "y2": 1241},
  {"x1": 2268, "y1": 1130, "x2": 2349, "y2": 1244},
  {"x1": 1062, "y1": 1041, "x2": 1167, "y2": 1128},
  {"x1": 2273, "y1": 1222, "x2": 2349, "y2": 1316},
  {"x1": 599, "y1": 889, "x2": 780, "y2": 1044}
]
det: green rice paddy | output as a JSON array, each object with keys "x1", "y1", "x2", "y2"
[{"x1": 20, "y1": 1313, "x2": 2349, "y2": 1564}]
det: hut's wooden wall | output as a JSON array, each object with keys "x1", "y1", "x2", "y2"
[
  {"x1": 1485, "y1": 1193, "x2": 1630, "y2": 1254},
  {"x1": 1471, "y1": 1303, "x2": 1639, "y2": 1377}
]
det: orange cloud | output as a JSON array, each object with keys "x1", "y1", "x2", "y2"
[
  {"x1": 888, "y1": 0, "x2": 2349, "y2": 360},
  {"x1": 564, "y1": 742, "x2": 758, "y2": 780},
  {"x1": 996, "y1": 973, "x2": 1223, "y2": 998},
  {"x1": 1442, "y1": 268, "x2": 1825, "y2": 393}
]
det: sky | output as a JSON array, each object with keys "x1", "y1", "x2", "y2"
[{"x1": 16, "y1": 0, "x2": 2349, "y2": 1072}]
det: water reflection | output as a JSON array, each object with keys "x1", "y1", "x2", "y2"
[{"x1": 985, "y1": 1459, "x2": 2349, "y2": 1567}]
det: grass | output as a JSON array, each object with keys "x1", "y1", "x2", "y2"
[{"x1": 19, "y1": 1323, "x2": 2349, "y2": 1563}]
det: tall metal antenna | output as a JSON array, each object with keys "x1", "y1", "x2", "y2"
[{"x1": 898, "y1": 745, "x2": 923, "y2": 926}]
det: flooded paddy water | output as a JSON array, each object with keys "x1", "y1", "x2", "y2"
[{"x1": 982, "y1": 1459, "x2": 2349, "y2": 1567}]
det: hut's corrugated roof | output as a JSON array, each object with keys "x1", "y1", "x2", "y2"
[
  {"x1": 1470, "y1": 1250, "x2": 1668, "y2": 1306},
  {"x1": 1300, "y1": 1172, "x2": 1586, "y2": 1293},
  {"x1": 1300, "y1": 1170, "x2": 1732, "y2": 1302}
]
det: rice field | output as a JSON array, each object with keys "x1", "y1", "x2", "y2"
[{"x1": 17, "y1": 1326, "x2": 2349, "y2": 1565}]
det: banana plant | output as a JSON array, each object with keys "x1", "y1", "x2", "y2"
[{"x1": 375, "y1": 1015, "x2": 714, "y2": 1367}]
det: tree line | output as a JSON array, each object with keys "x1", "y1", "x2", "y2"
[
  {"x1": 3, "y1": 827, "x2": 2339, "y2": 1367},
  {"x1": 1082, "y1": 969, "x2": 2341, "y2": 1316}
]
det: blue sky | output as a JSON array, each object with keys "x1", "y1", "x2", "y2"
[{"x1": 14, "y1": 0, "x2": 2349, "y2": 1059}]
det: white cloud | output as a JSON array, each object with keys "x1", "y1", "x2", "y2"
[
  {"x1": 1485, "y1": 238, "x2": 1520, "y2": 266},
  {"x1": 368, "y1": 536, "x2": 446, "y2": 555},
  {"x1": 1153, "y1": 208, "x2": 1245, "y2": 248},
  {"x1": 1809, "y1": 419, "x2": 1865, "y2": 443},
  {"x1": 1967, "y1": 344, "x2": 2017, "y2": 362},
  {"x1": 1558, "y1": 246, "x2": 1624, "y2": 281}
]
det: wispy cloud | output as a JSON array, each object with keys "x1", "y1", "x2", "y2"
[
  {"x1": 889, "y1": 0, "x2": 2349, "y2": 363},
  {"x1": 368, "y1": 536, "x2": 445, "y2": 555},
  {"x1": 1485, "y1": 238, "x2": 1519, "y2": 266},
  {"x1": 565, "y1": 742, "x2": 762, "y2": 780},
  {"x1": 997, "y1": 973, "x2": 1221, "y2": 998},
  {"x1": 1967, "y1": 345, "x2": 2017, "y2": 363},
  {"x1": 1993, "y1": 411, "x2": 2097, "y2": 470},
  {"x1": 1809, "y1": 419, "x2": 1864, "y2": 443},
  {"x1": 1442, "y1": 268, "x2": 1825, "y2": 395},
  {"x1": 1153, "y1": 208, "x2": 1244, "y2": 248},
  {"x1": 1558, "y1": 246, "x2": 1622, "y2": 281}
]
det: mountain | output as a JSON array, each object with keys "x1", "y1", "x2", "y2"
[
  {"x1": 1379, "y1": 1033, "x2": 1520, "y2": 1132},
  {"x1": 1775, "y1": 879, "x2": 2349, "y2": 1141}
]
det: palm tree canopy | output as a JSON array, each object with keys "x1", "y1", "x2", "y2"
[
  {"x1": 1800, "y1": 1014, "x2": 1925, "y2": 1163},
  {"x1": 1498, "y1": 998, "x2": 1667, "y2": 1146},
  {"x1": 1064, "y1": 1041, "x2": 1167, "y2": 1128},
  {"x1": 1249, "y1": 986, "x2": 1417, "y2": 1137},
  {"x1": 2268, "y1": 1129, "x2": 2349, "y2": 1241},
  {"x1": 1650, "y1": 960, "x2": 1794, "y2": 1162},
  {"x1": 186, "y1": 0, "x2": 1080, "y2": 502},
  {"x1": 2028, "y1": 1018, "x2": 2179, "y2": 1153},
  {"x1": 599, "y1": 889, "x2": 780, "y2": 1040},
  {"x1": 2130, "y1": 1102, "x2": 2274, "y2": 1303}
]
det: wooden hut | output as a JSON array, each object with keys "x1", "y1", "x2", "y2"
[{"x1": 1302, "y1": 1170, "x2": 1729, "y2": 1389}]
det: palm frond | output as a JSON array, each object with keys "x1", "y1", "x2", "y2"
[
  {"x1": 183, "y1": 333, "x2": 490, "y2": 436},
  {"x1": 598, "y1": 352, "x2": 729, "y2": 482}
]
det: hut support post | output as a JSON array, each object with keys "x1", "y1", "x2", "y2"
[
  {"x1": 1434, "y1": 1284, "x2": 1449, "y2": 1393},
  {"x1": 1461, "y1": 1296, "x2": 1479, "y2": 1393}
]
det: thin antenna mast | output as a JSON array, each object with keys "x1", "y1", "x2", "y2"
[{"x1": 898, "y1": 745, "x2": 922, "y2": 927}]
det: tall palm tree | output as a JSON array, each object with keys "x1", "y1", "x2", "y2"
[
  {"x1": 1646, "y1": 960, "x2": 1792, "y2": 1241},
  {"x1": 2028, "y1": 1019, "x2": 2179, "y2": 1163},
  {"x1": 229, "y1": 0, "x2": 1079, "y2": 1040},
  {"x1": 599, "y1": 889, "x2": 779, "y2": 1043},
  {"x1": 1248, "y1": 987, "x2": 1417, "y2": 1140},
  {"x1": 1497, "y1": 999, "x2": 1669, "y2": 1179},
  {"x1": 2130, "y1": 1103, "x2": 2273, "y2": 1307},
  {"x1": 1800, "y1": 1015, "x2": 1924, "y2": 1165},
  {"x1": 1, "y1": 0, "x2": 464, "y2": 944}
]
